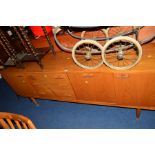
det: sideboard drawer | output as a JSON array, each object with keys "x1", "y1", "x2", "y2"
[
  {"x1": 2, "y1": 73, "x2": 37, "y2": 97},
  {"x1": 26, "y1": 72, "x2": 76, "y2": 100}
]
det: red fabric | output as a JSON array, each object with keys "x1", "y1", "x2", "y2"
[{"x1": 29, "y1": 26, "x2": 52, "y2": 37}]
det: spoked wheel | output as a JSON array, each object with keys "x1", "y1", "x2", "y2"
[
  {"x1": 102, "y1": 36, "x2": 142, "y2": 70},
  {"x1": 81, "y1": 29, "x2": 108, "y2": 45},
  {"x1": 72, "y1": 40, "x2": 104, "y2": 69},
  {"x1": 53, "y1": 26, "x2": 80, "y2": 52}
]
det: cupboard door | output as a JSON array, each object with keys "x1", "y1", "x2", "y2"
[
  {"x1": 68, "y1": 72, "x2": 116, "y2": 103},
  {"x1": 113, "y1": 72, "x2": 141, "y2": 106},
  {"x1": 2, "y1": 73, "x2": 37, "y2": 97},
  {"x1": 44, "y1": 73, "x2": 76, "y2": 101},
  {"x1": 139, "y1": 73, "x2": 155, "y2": 107}
]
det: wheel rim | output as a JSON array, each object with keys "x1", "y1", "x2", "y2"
[
  {"x1": 72, "y1": 40, "x2": 104, "y2": 69},
  {"x1": 53, "y1": 27, "x2": 80, "y2": 52},
  {"x1": 102, "y1": 36, "x2": 142, "y2": 70}
]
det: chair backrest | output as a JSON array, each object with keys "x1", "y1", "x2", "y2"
[{"x1": 0, "y1": 112, "x2": 36, "y2": 129}]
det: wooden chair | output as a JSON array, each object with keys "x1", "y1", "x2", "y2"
[{"x1": 0, "y1": 112, "x2": 36, "y2": 129}]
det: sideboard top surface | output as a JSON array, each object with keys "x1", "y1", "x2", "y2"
[{"x1": 1, "y1": 39, "x2": 155, "y2": 74}]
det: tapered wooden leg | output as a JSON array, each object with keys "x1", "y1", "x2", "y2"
[
  {"x1": 15, "y1": 93, "x2": 20, "y2": 101},
  {"x1": 30, "y1": 97, "x2": 40, "y2": 106},
  {"x1": 0, "y1": 65, "x2": 4, "y2": 69},
  {"x1": 136, "y1": 109, "x2": 141, "y2": 119}
]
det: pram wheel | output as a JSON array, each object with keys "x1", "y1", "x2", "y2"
[
  {"x1": 102, "y1": 36, "x2": 142, "y2": 70},
  {"x1": 72, "y1": 40, "x2": 103, "y2": 69}
]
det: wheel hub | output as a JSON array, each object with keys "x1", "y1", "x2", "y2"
[
  {"x1": 117, "y1": 49, "x2": 124, "y2": 60},
  {"x1": 85, "y1": 52, "x2": 91, "y2": 60}
]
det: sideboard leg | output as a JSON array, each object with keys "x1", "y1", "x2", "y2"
[
  {"x1": 30, "y1": 97, "x2": 40, "y2": 106},
  {"x1": 136, "y1": 109, "x2": 141, "y2": 119}
]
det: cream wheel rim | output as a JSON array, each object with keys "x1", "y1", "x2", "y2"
[
  {"x1": 72, "y1": 40, "x2": 104, "y2": 69},
  {"x1": 102, "y1": 36, "x2": 142, "y2": 70}
]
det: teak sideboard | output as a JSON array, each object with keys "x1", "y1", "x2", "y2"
[{"x1": 1, "y1": 43, "x2": 155, "y2": 119}]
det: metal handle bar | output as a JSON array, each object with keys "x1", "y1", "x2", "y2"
[
  {"x1": 66, "y1": 26, "x2": 143, "y2": 41},
  {"x1": 54, "y1": 26, "x2": 155, "y2": 53}
]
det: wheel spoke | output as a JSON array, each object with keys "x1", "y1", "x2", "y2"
[
  {"x1": 108, "y1": 60, "x2": 118, "y2": 63},
  {"x1": 124, "y1": 58, "x2": 137, "y2": 62},
  {"x1": 92, "y1": 57, "x2": 102, "y2": 60}
]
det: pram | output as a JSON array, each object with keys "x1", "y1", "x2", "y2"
[{"x1": 53, "y1": 26, "x2": 155, "y2": 70}]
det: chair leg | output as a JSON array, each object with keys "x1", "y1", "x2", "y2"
[
  {"x1": 136, "y1": 109, "x2": 141, "y2": 119},
  {"x1": 30, "y1": 97, "x2": 40, "y2": 106}
]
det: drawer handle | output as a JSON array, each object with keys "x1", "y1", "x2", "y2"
[
  {"x1": 115, "y1": 74, "x2": 129, "y2": 78},
  {"x1": 54, "y1": 77, "x2": 64, "y2": 79},
  {"x1": 83, "y1": 74, "x2": 94, "y2": 78}
]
